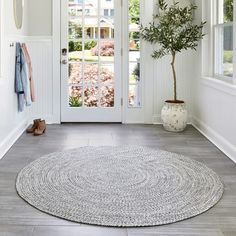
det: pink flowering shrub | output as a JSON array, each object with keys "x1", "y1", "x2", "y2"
[
  {"x1": 91, "y1": 41, "x2": 114, "y2": 56},
  {"x1": 69, "y1": 64, "x2": 115, "y2": 107}
]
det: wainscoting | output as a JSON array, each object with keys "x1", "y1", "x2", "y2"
[
  {"x1": 192, "y1": 77, "x2": 236, "y2": 164},
  {"x1": 25, "y1": 37, "x2": 57, "y2": 123},
  {"x1": 0, "y1": 36, "x2": 58, "y2": 160}
]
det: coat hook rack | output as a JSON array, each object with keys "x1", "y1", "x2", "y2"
[{"x1": 10, "y1": 43, "x2": 15, "y2": 47}]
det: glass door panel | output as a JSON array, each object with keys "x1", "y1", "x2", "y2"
[
  {"x1": 61, "y1": 0, "x2": 121, "y2": 122},
  {"x1": 128, "y1": 0, "x2": 141, "y2": 107}
]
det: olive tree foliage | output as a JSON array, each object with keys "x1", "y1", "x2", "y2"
[{"x1": 140, "y1": 0, "x2": 206, "y2": 101}]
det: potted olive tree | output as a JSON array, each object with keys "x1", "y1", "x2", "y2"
[{"x1": 140, "y1": 0, "x2": 205, "y2": 132}]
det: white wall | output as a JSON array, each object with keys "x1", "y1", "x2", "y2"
[
  {"x1": 27, "y1": 0, "x2": 52, "y2": 36},
  {"x1": 0, "y1": 0, "x2": 30, "y2": 158},
  {"x1": 192, "y1": 0, "x2": 236, "y2": 163},
  {"x1": 3, "y1": 0, "x2": 29, "y2": 36},
  {"x1": 153, "y1": 51, "x2": 194, "y2": 123}
]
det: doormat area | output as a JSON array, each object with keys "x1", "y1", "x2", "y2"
[{"x1": 16, "y1": 146, "x2": 224, "y2": 227}]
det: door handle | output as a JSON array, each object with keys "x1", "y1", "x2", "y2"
[
  {"x1": 61, "y1": 59, "x2": 68, "y2": 65},
  {"x1": 62, "y1": 48, "x2": 67, "y2": 56}
]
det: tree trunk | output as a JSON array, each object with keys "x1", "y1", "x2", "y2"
[{"x1": 171, "y1": 52, "x2": 177, "y2": 101}]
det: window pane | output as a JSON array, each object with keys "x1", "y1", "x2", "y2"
[
  {"x1": 69, "y1": 19, "x2": 82, "y2": 40},
  {"x1": 224, "y1": 0, "x2": 233, "y2": 22},
  {"x1": 100, "y1": 64, "x2": 115, "y2": 84},
  {"x1": 129, "y1": 62, "x2": 140, "y2": 83},
  {"x1": 68, "y1": 1, "x2": 82, "y2": 17},
  {"x1": 104, "y1": 9, "x2": 109, "y2": 16},
  {"x1": 84, "y1": 63, "x2": 99, "y2": 85},
  {"x1": 84, "y1": 18, "x2": 99, "y2": 39},
  {"x1": 69, "y1": 63, "x2": 82, "y2": 84},
  {"x1": 84, "y1": 86, "x2": 99, "y2": 107},
  {"x1": 99, "y1": 40, "x2": 115, "y2": 61},
  {"x1": 69, "y1": 86, "x2": 83, "y2": 107},
  {"x1": 100, "y1": 85, "x2": 114, "y2": 107},
  {"x1": 101, "y1": 0, "x2": 114, "y2": 16},
  {"x1": 223, "y1": 25, "x2": 233, "y2": 77},
  {"x1": 215, "y1": 24, "x2": 233, "y2": 78},
  {"x1": 128, "y1": 0, "x2": 141, "y2": 108},
  {"x1": 84, "y1": 0, "x2": 98, "y2": 16},
  {"x1": 218, "y1": 0, "x2": 233, "y2": 23},
  {"x1": 129, "y1": 84, "x2": 141, "y2": 107}
]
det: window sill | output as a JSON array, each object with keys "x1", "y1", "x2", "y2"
[{"x1": 200, "y1": 76, "x2": 236, "y2": 97}]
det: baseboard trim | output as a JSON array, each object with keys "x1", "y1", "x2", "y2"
[
  {"x1": 1, "y1": 116, "x2": 235, "y2": 164},
  {"x1": 152, "y1": 115, "x2": 162, "y2": 124},
  {"x1": 0, "y1": 119, "x2": 28, "y2": 160},
  {"x1": 30, "y1": 116, "x2": 60, "y2": 125},
  {"x1": 192, "y1": 116, "x2": 236, "y2": 164}
]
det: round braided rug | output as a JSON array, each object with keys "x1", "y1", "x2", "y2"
[{"x1": 16, "y1": 146, "x2": 224, "y2": 227}]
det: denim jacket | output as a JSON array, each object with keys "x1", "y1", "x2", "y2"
[{"x1": 15, "y1": 42, "x2": 31, "y2": 111}]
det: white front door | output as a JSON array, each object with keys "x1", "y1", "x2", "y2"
[{"x1": 61, "y1": 0, "x2": 122, "y2": 122}]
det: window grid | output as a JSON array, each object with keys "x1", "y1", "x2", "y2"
[{"x1": 214, "y1": 0, "x2": 234, "y2": 80}]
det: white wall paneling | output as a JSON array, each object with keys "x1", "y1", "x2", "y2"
[
  {"x1": 192, "y1": 78, "x2": 236, "y2": 163},
  {"x1": 152, "y1": 51, "x2": 194, "y2": 124},
  {"x1": 25, "y1": 37, "x2": 57, "y2": 123}
]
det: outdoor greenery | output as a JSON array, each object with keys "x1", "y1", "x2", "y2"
[
  {"x1": 224, "y1": 50, "x2": 233, "y2": 63},
  {"x1": 224, "y1": 0, "x2": 233, "y2": 22},
  {"x1": 129, "y1": 0, "x2": 140, "y2": 49},
  {"x1": 132, "y1": 60, "x2": 140, "y2": 81},
  {"x1": 69, "y1": 41, "x2": 82, "y2": 52},
  {"x1": 140, "y1": 0, "x2": 205, "y2": 101},
  {"x1": 69, "y1": 40, "x2": 97, "y2": 52},
  {"x1": 129, "y1": 0, "x2": 140, "y2": 24},
  {"x1": 69, "y1": 21, "x2": 82, "y2": 39},
  {"x1": 69, "y1": 96, "x2": 82, "y2": 107}
]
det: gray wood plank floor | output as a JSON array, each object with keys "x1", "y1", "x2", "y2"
[{"x1": 0, "y1": 124, "x2": 235, "y2": 236}]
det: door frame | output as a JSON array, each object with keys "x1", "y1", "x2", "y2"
[
  {"x1": 52, "y1": 0, "x2": 152, "y2": 124},
  {"x1": 52, "y1": 0, "x2": 62, "y2": 124}
]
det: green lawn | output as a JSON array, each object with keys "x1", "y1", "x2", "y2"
[{"x1": 224, "y1": 50, "x2": 233, "y2": 63}]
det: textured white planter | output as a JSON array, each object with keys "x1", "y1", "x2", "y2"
[{"x1": 161, "y1": 101, "x2": 188, "y2": 132}]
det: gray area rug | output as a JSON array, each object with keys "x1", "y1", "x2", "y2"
[{"x1": 16, "y1": 146, "x2": 224, "y2": 227}]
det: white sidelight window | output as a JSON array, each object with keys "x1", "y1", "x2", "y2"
[
  {"x1": 214, "y1": 0, "x2": 234, "y2": 80},
  {"x1": 128, "y1": 0, "x2": 141, "y2": 107}
]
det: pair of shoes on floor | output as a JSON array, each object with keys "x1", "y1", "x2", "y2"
[{"x1": 26, "y1": 119, "x2": 46, "y2": 136}]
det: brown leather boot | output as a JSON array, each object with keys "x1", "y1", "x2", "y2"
[
  {"x1": 34, "y1": 120, "x2": 46, "y2": 136},
  {"x1": 26, "y1": 119, "x2": 41, "y2": 133}
]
